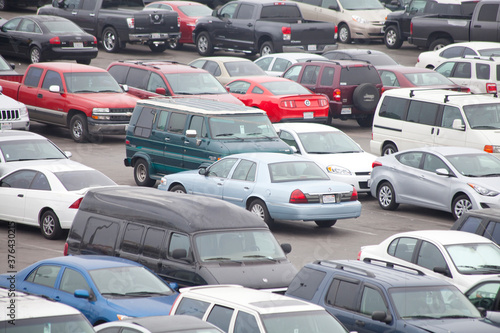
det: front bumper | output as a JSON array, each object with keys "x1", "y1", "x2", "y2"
[
  {"x1": 88, "y1": 119, "x2": 128, "y2": 135},
  {"x1": 349, "y1": 22, "x2": 385, "y2": 39}
]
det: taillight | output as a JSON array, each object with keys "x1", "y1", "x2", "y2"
[
  {"x1": 485, "y1": 145, "x2": 494, "y2": 153},
  {"x1": 410, "y1": 22, "x2": 413, "y2": 35},
  {"x1": 63, "y1": 242, "x2": 68, "y2": 256},
  {"x1": 290, "y1": 189, "x2": 308, "y2": 203},
  {"x1": 319, "y1": 98, "x2": 328, "y2": 106},
  {"x1": 126, "y1": 17, "x2": 135, "y2": 28},
  {"x1": 357, "y1": 250, "x2": 362, "y2": 260},
  {"x1": 69, "y1": 197, "x2": 83, "y2": 209},
  {"x1": 177, "y1": 16, "x2": 181, "y2": 27},
  {"x1": 486, "y1": 83, "x2": 497, "y2": 93},
  {"x1": 333, "y1": 89, "x2": 341, "y2": 102},
  {"x1": 92, "y1": 36, "x2": 97, "y2": 45},
  {"x1": 350, "y1": 187, "x2": 358, "y2": 201},
  {"x1": 282, "y1": 26, "x2": 291, "y2": 40},
  {"x1": 372, "y1": 161, "x2": 382, "y2": 168},
  {"x1": 281, "y1": 100, "x2": 296, "y2": 108},
  {"x1": 49, "y1": 37, "x2": 61, "y2": 44}
]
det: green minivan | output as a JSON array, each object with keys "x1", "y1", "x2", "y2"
[{"x1": 124, "y1": 98, "x2": 293, "y2": 186}]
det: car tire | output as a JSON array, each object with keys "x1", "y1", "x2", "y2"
[
  {"x1": 315, "y1": 220, "x2": 337, "y2": 228},
  {"x1": 338, "y1": 24, "x2": 352, "y2": 44},
  {"x1": 356, "y1": 115, "x2": 374, "y2": 128},
  {"x1": 69, "y1": 114, "x2": 89, "y2": 143},
  {"x1": 40, "y1": 210, "x2": 62, "y2": 240},
  {"x1": 134, "y1": 158, "x2": 157, "y2": 187},
  {"x1": 30, "y1": 46, "x2": 43, "y2": 63},
  {"x1": 260, "y1": 41, "x2": 274, "y2": 56},
  {"x1": 168, "y1": 40, "x2": 183, "y2": 50},
  {"x1": 384, "y1": 26, "x2": 403, "y2": 49},
  {"x1": 76, "y1": 59, "x2": 91, "y2": 65},
  {"x1": 196, "y1": 31, "x2": 214, "y2": 56},
  {"x1": 249, "y1": 199, "x2": 274, "y2": 228},
  {"x1": 149, "y1": 43, "x2": 168, "y2": 53},
  {"x1": 170, "y1": 184, "x2": 187, "y2": 193},
  {"x1": 429, "y1": 38, "x2": 451, "y2": 51},
  {"x1": 382, "y1": 143, "x2": 398, "y2": 156},
  {"x1": 102, "y1": 27, "x2": 121, "y2": 53},
  {"x1": 452, "y1": 195, "x2": 472, "y2": 220},
  {"x1": 353, "y1": 83, "x2": 380, "y2": 112},
  {"x1": 377, "y1": 181, "x2": 399, "y2": 211}
]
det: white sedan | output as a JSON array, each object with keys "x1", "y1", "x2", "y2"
[
  {"x1": 0, "y1": 161, "x2": 116, "y2": 239},
  {"x1": 189, "y1": 56, "x2": 268, "y2": 85},
  {"x1": 358, "y1": 230, "x2": 500, "y2": 292},
  {"x1": 254, "y1": 53, "x2": 327, "y2": 77},
  {"x1": 273, "y1": 123, "x2": 376, "y2": 193}
]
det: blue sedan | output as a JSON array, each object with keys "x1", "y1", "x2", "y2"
[
  {"x1": 0, "y1": 256, "x2": 178, "y2": 325},
  {"x1": 158, "y1": 153, "x2": 361, "y2": 228}
]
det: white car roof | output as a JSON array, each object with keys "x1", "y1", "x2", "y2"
[
  {"x1": 382, "y1": 87, "x2": 500, "y2": 106},
  {"x1": 256, "y1": 53, "x2": 327, "y2": 62},
  {"x1": 1, "y1": 159, "x2": 91, "y2": 176},
  {"x1": 0, "y1": 130, "x2": 46, "y2": 142},
  {"x1": 389, "y1": 230, "x2": 495, "y2": 246},
  {"x1": 273, "y1": 122, "x2": 341, "y2": 133},
  {"x1": 191, "y1": 56, "x2": 253, "y2": 63},
  {"x1": 178, "y1": 285, "x2": 325, "y2": 315}
]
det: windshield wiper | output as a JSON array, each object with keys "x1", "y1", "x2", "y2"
[
  {"x1": 439, "y1": 315, "x2": 475, "y2": 319},
  {"x1": 403, "y1": 315, "x2": 436, "y2": 319},
  {"x1": 246, "y1": 132, "x2": 274, "y2": 140},
  {"x1": 101, "y1": 292, "x2": 127, "y2": 297},
  {"x1": 175, "y1": 92, "x2": 196, "y2": 95},
  {"x1": 98, "y1": 89, "x2": 120, "y2": 93},
  {"x1": 481, "y1": 173, "x2": 500, "y2": 177},
  {"x1": 72, "y1": 90, "x2": 94, "y2": 93},
  {"x1": 215, "y1": 133, "x2": 244, "y2": 141},
  {"x1": 479, "y1": 265, "x2": 500, "y2": 270},
  {"x1": 243, "y1": 255, "x2": 278, "y2": 262},
  {"x1": 205, "y1": 257, "x2": 243, "y2": 264},
  {"x1": 124, "y1": 291, "x2": 171, "y2": 296}
]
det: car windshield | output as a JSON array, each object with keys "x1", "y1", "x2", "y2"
[
  {"x1": 298, "y1": 131, "x2": 363, "y2": 154},
  {"x1": 261, "y1": 81, "x2": 312, "y2": 95},
  {"x1": 209, "y1": 114, "x2": 278, "y2": 139},
  {"x1": 445, "y1": 243, "x2": 500, "y2": 274},
  {"x1": 0, "y1": 139, "x2": 68, "y2": 162},
  {"x1": 64, "y1": 72, "x2": 122, "y2": 93},
  {"x1": 478, "y1": 48, "x2": 500, "y2": 57},
  {"x1": 338, "y1": 0, "x2": 384, "y2": 10},
  {"x1": 54, "y1": 170, "x2": 116, "y2": 191},
  {"x1": 0, "y1": 56, "x2": 12, "y2": 71},
  {"x1": 269, "y1": 161, "x2": 330, "y2": 182},
  {"x1": 178, "y1": 4, "x2": 212, "y2": 16},
  {"x1": 463, "y1": 103, "x2": 500, "y2": 129},
  {"x1": 390, "y1": 286, "x2": 480, "y2": 319},
  {"x1": 164, "y1": 73, "x2": 227, "y2": 95},
  {"x1": 90, "y1": 266, "x2": 174, "y2": 297},
  {"x1": 224, "y1": 61, "x2": 266, "y2": 76},
  {"x1": 44, "y1": 20, "x2": 84, "y2": 33},
  {"x1": 11, "y1": 314, "x2": 95, "y2": 333},
  {"x1": 261, "y1": 310, "x2": 347, "y2": 333},
  {"x1": 195, "y1": 230, "x2": 287, "y2": 262},
  {"x1": 445, "y1": 153, "x2": 500, "y2": 177},
  {"x1": 404, "y1": 72, "x2": 455, "y2": 86}
]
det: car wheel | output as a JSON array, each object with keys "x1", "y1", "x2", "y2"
[
  {"x1": 260, "y1": 41, "x2": 274, "y2": 56},
  {"x1": 170, "y1": 184, "x2": 187, "y2": 193},
  {"x1": 134, "y1": 158, "x2": 157, "y2": 187},
  {"x1": 30, "y1": 46, "x2": 43, "y2": 63},
  {"x1": 196, "y1": 31, "x2": 214, "y2": 56},
  {"x1": 353, "y1": 83, "x2": 380, "y2": 112},
  {"x1": 429, "y1": 38, "x2": 451, "y2": 51},
  {"x1": 382, "y1": 143, "x2": 397, "y2": 156},
  {"x1": 69, "y1": 114, "x2": 89, "y2": 143},
  {"x1": 315, "y1": 220, "x2": 337, "y2": 228},
  {"x1": 102, "y1": 27, "x2": 121, "y2": 53},
  {"x1": 149, "y1": 43, "x2": 168, "y2": 53},
  {"x1": 384, "y1": 26, "x2": 403, "y2": 49},
  {"x1": 338, "y1": 24, "x2": 352, "y2": 44},
  {"x1": 76, "y1": 59, "x2": 91, "y2": 65},
  {"x1": 249, "y1": 199, "x2": 274, "y2": 228},
  {"x1": 168, "y1": 40, "x2": 183, "y2": 50},
  {"x1": 40, "y1": 210, "x2": 62, "y2": 240},
  {"x1": 377, "y1": 181, "x2": 399, "y2": 210},
  {"x1": 356, "y1": 115, "x2": 374, "y2": 128},
  {"x1": 452, "y1": 195, "x2": 472, "y2": 220}
]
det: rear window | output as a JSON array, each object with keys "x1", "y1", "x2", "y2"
[
  {"x1": 378, "y1": 96, "x2": 408, "y2": 120},
  {"x1": 260, "y1": 5, "x2": 301, "y2": 19},
  {"x1": 175, "y1": 297, "x2": 210, "y2": 319},
  {"x1": 287, "y1": 267, "x2": 326, "y2": 300},
  {"x1": 340, "y1": 66, "x2": 381, "y2": 85},
  {"x1": 54, "y1": 170, "x2": 115, "y2": 191}
]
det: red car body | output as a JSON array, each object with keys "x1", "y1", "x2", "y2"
[{"x1": 226, "y1": 76, "x2": 330, "y2": 123}]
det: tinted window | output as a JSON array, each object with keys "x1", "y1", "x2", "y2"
[
  {"x1": 231, "y1": 159, "x2": 256, "y2": 181},
  {"x1": 108, "y1": 65, "x2": 130, "y2": 84},
  {"x1": 59, "y1": 268, "x2": 90, "y2": 294},
  {"x1": 396, "y1": 151, "x2": 423, "y2": 168},
  {"x1": 260, "y1": 5, "x2": 301, "y2": 19},
  {"x1": 459, "y1": 216, "x2": 483, "y2": 233},
  {"x1": 203, "y1": 61, "x2": 221, "y2": 76},
  {"x1": 207, "y1": 305, "x2": 234, "y2": 332},
  {"x1": 272, "y1": 58, "x2": 291, "y2": 72},
  {"x1": 476, "y1": 63, "x2": 490, "y2": 80},
  {"x1": 326, "y1": 279, "x2": 360, "y2": 311},
  {"x1": 287, "y1": 267, "x2": 326, "y2": 300},
  {"x1": 156, "y1": 110, "x2": 169, "y2": 131},
  {"x1": 283, "y1": 64, "x2": 303, "y2": 82},
  {"x1": 24, "y1": 66, "x2": 43, "y2": 87},
  {"x1": 82, "y1": 0, "x2": 97, "y2": 10},
  {"x1": 26, "y1": 265, "x2": 61, "y2": 288},
  {"x1": 467, "y1": 282, "x2": 500, "y2": 311},
  {"x1": 255, "y1": 57, "x2": 272, "y2": 71},
  {"x1": 360, "y1": 286, "x2": 388, "y2": 316},
  {"x1": 422, "y1": 153, "x2": 449, "y2": 173},
  {"x1": 378, "y1": 96, "x2": 408, "y2": 120},
  {"x1": 485, "y1": 221, "x2": 500, "y2": 245},
  {"x1": 379, "y1": 70, "x2": 399, "y2": 87},
  {"x1": 227, "y1": 80, "x2": 251, "y2": 94},
  {"x1": 320, "y1": 67, "x2": 335, "y2": 86},
  {"x1": 126, "y1": 68, "x2": 150, "y2": 90},
  {"x1": 340, "y1": 66, "x2": 381, "y2": 85},
  {"x1": 188, "y1": 115, "x2": 207, "y2": 138},
  {"x1": 168, "y1": 233, "x2": 191, "y2": 258},
  {"x1": 440, "y1": 47, "x2": 464, "y2": 59},
  {"x1": 41, "y1": 70, "x2": 63, "y2": 90},
  {"x1": 417, "y1": 241, "x2": 447, "y2": 271},
  {"x1": 147, "y1": 72, "x2": 168, "y2": 93},
  {"x1": 133, "y1": 107, "x2": 156, "y2": 138},
  {"x1": 121, "y1": 223, "x2": 144, "y2": 254},
  {"x1": 451, "y1": 62, "x2": 471, "y2": 79},
  {"x1": 0, "y1": 170, "x2": 37, "y2": 189},
  {"x1": 175, "y1": 297, "x2": 210, "y2": 319},
  {"x1": 54, "y1": 170, "x2": 115, "y2": 191},
  {"x1": 236, "y1": 3, "x2": 255, "y2": 19},
  {"x1": 477, "y1": 4, "x2": 498, "y2": 22},
  {"x1": 252, "y1": 86, "x2": 264, "y2": 94},
  {"x1": 300, "y1": 65, "x2": 320, "y2": 85},
  {"x1": 407, "y1": 100, "x2": 439, "y2": 125},
  {"x1": 30, "y1": 172, "x2": 50, "y2": 191},
  {"x1": 81, "y1": 218, "x2": 120, "y2": 255},
  {"x1": 142, "y1": 228, "x2": 165, "y2": 259},
  {"x1": 167, "y1": 112, "x2": 187, "y2": 134},
  {"x1": 440, "y1": 105, "x2": 463, "y2": 129},
  {"x1": 387, "y1": 237, "x2": 418, "y2": 262},
  {"x1": 234, "y1": 311, "x2": 259, "y2": 333}
]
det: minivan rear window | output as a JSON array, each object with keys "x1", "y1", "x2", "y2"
[
  {"x1": 340, "y1": 67, "x2": 381, "y2": 85},
  {"x1": 378, "y1": 96, "x2": 408, "y2": 120}
]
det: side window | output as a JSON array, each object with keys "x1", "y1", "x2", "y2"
[
  {"x1": 231, "y1": 159, "x2": 256, "y2": 181},
  {"x1": 300, "y1": 65, "x2": 320, "y2": 85},
  {"x1": 142, "y1": 228, "x2": 165, "y2": 259},
  {"x1": 207, "y1": 158, "x2": 238, "y2": 178},
  {"x1": 279, "y1": 130, "x2": 300, "y2": 152},
  {"x1": 440, "y1": 47, "x2": 464, "y2": 59},
  {"x1": 407, "y1": 100, "x2": 439, "y2": 126},
  {"x1": 283, "y1": 65, "x2": 303, "y2": 82},
  {"x1": 379, "y1": 70, "x2": 399, "y2": 87},
  {"x1": 435, "y1": 62, "x2": 456, "y2": 77},
  {"x1": 81, "y1": 218, "x2": 120, "y2": 256},
  {"x1": 255, "y1": 57, "x2": 272, "y2": 71},
  {"x1": 81, "y1": 0, "x2": 97, "y2": 10},
  {"x1": 463, "y1": 47, "x2": 477, "y2": 57},
  {"x1": 188, "y1": 115, "x2": 208, "y2": 138},
  {"x1": 226, "y1": 80, "x2": 251, "y2": 94},
  {"x1": 156, "y1": 110, "x2": 169, "y2": 131},
  {"x1": 422, "y1": 153, "x2": 449, "y2": 173},
  {"x1": 30, "y1": 172, "x2": 51, "y2": 191},
  {"x1": 107, "y1": 65, "x2": 130, "y2": 84},
  {"x1": 234, "y1": 311, "x2": 259, "y2": 333},
  {"x1": 41, "y1": 70, "x2": 63, "y2": 90},
  {"x1": 133, "y1": 107, "x2": 156, "y2": 138},
  {"x1": 121, "y1": 223, "x2": 145, "y2": 254},
  {"x1": 251, "y1": 86, "x2": 264, "y2": 94},
  {"x1": 476, "y1": 4, "x2": 499, "y2": 22},
  {"x1": 2, "y1": 18, "x2": 21, "y2": 31},
  {"x1": 175, "y1": 297, "x2": 210, "y2": 318},
  {"x1": 378, "y1": 96, "x2": 408, "y2": 120},
  {"x1": 360, "y1": 286, "x2": 388, "y2": 316},
  {"x1": 59, "y1": 268, "x2": 90, "y2": 294},
  {"x1": 167, "y1": 112, "x2": 187, "y2": 134},
  {"x1": 26, "y1": 265, "x2": 61, "y2": 288},
  {"x1": 476, "y1": 63, "x2": 490, "y2": 80},
  {"x1": 168, "y1": 233, "x2": 191, "y2": 258},
  {"x1": 0, "y1": 170, "x2": 37, "y2": 189},
  {"x1": 396, "y1": 152, "x2": 423, "y2": 169},
  {"x1": 271, "y1": 58, "x2": 291, "y2": 73},
  {"x1": 458, "y1": 216, "x2": 483, "y2": 234},
  {"x1": 451, "y1": 62, "x2": 471, "y2": 79},
  {"x1": 24, "y1": 66, "x2": 44, "y2": 87},
  {"x1": 325, "y1": 278, "x2": 360, "y2": 311},
  {"x1": 147, "y1": 72, "x2": 168, "y2": 94},
  {"x1": 467, "y1": 282, "x2": 500, "y2": 311},
  {"x1": 440, "y1": 106, "x2": 463, "y2": 129},
  {"x1": 18, "y1": 19, "x2": 36, "y2": 33},
  {"x1": 207, "y1": 305, "x2": 234, "y2": 333},
  {"x1": 319, "y1": 66, "x2": 334, "y2": 86},
  {"x1": 220, "y1": 2, "x2": 238, "y2": 18},
  {"x1": 203, "y1": 61, "x2": 221, "y2": 76},
  {"x1": 126, "y1": 68, "x2": 150, "y2": 90},
  {"x1": 485, "y1": 221, "x2": 500, "y2": 245},
  {"x1": 387, "y1": 237, "x2": 418, "y2": 262},
  {"x1": 417, "y1": 241, "x2": 447, "y2": 271},
  {"x1": 286, "y1": 267, "x2": 326, "y2": 301},
  {"x1": 235, "y1": 3, "x2": 255, "y2": 19}
]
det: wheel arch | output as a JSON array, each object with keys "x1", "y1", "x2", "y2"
[
  {"x1": 38, "y1": 207, "x2": 55, "y2": 226},
  {"x1": 427, "y1": 32, "x2": 453, "y2": 48},
  {"x1": 257, "y1": 35, "x2": 273, "y2": 51},
  {"x1": 168, "y1": 181, "x2": 186, "y2": 192},
  {"x1": 67, "y1": 109, "x2": 87, "y2": 127},
  {"x1": 376, "y1": 179, "x2": 398, "y2": 201},
  {"x1": 245, "y1": 195, "x2": 268, "y2": 210},
  {"x1": 381, "y1": 140, "x2": 398, "y2": 155},
  {"x1": 451, "y1": 191, "x2": 470, "y2": 207}
]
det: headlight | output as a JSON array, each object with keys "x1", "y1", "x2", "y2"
[
  {"x1": 92, "y1": 108, "x2": 110, "y2": 120},
  {"x1": 19, "y1": 104, "x2": 28, "y2": 116},
  {"x1": 352, "y1": 15, "x2": 367, "y2": 24},
  {"x1": 327, "y1": 165, "x2": 352, "y2": 175},
  {"x1": 468, "y1": 183, "x2": 499, "y2": 196}
]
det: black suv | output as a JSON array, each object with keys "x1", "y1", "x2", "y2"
[
  {"x1": 285, "y1": 259, "x2": 500, "y2": 333},
  {"x1": 282, "y1": 60, "x2": 382, "y2": 127}
]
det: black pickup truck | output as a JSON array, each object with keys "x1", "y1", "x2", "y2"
[
  {"x1": 192, "y1": 0, "x2": 337, "y2": 56},
  {"x1": 38, "y1": 0, "x2": 180, "y2": 53}
]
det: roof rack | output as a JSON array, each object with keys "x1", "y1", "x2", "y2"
[
  {"x1": 314, "y1": 260, "x2": 376, "y2": 278},
  {"x1": 362, "y1": 258, "x2": 426, "y2": 276},
  {"x1": 443, "y1": 91, "x2": 498, "y2": 102},
  {"x1": 305, "y1": 59, "x2": 341, "y2": 66},
  {"x1": 462, "y1": 55, "x2": 500, "y2": 61},
  {"x1": 408, "y1": 88, "x2": 459, "y2": 98}
]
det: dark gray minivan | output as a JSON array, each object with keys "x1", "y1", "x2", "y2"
[
  {"x1": 65, "y1": 186, "x2": 297, "y2": 291},
  {"x1": 124, "y1": 98, "x2": 293, "y2": 186}
]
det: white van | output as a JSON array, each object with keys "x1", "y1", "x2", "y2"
[{"x1": 370, "y1": 88, "x2": 500, "y2": 156}]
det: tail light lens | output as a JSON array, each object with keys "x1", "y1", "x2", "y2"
[
  {"x1": 282, "y1": 26, "x2": 291, "y2": 40},
  {"x1": 177, "y1": 16, "x2": 181, "y2": 27},
  {"x1": 69, "y1": 197, "x2": 83, "y2": 209},
  {"x1": 281, "y1": 100, "x2": 296, "y2": 108},
  {"x1": 63, "y1": 242, "x2": 68, "y2": 256},
  {"x1": 319, "y1": 98, "x2": 328, "y2": 106},
  {"x1": 410, "y1": 22, "x2": 413, "y2": 35},
  {"x1": 126, "y1": 17, "x2": 135, "y2": 28},
  {"x1": 49, "y1": 37, "x2": 61, "y2": 44},
  {"x1": 485, "y1": 145, "x2": 494, "y2": 153},
  {"x1": 92, "y1": 36, "x2": 97, "y2": 45},
  {"x1": 372, "y1": 161, "x2": 382, "y2": 168},
  {"x1": 290, "y1": 189, "x2": 308, "y2": 203},
  {"x1": 333, "y1": 89, "x2": 341, "y2": 102},
  {"x1": 357, "y1": 250, "x2": 362, "y2": 260},
  {"x1": 350, "y1": 187, "x2": 358, "y2": 201},
  {"x1": 486, "y1": 83, "x2": 497, "y2": 93}
]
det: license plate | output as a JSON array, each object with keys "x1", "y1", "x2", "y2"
[
  {"x1": 0, "y1": 122, "x2": 12, "y2": 130},
  {"x1": 308, "y1": 44, "x2": 317, "y2": 51},
  {"x1": 73, "y1": 42, "x2": 83, "y2": 48},
  {"x1": 151, "y1": 33, "x2": 160, "y2": 39},
  {"x1": 341, "y1": 107, "x2": 352, "y2": 115},
  {"x1": 303, "y1": 112, "x2": 314, "y2": 119},
  {"x1": 323, "y1": 194, "x2": 337, "y2": 204}
]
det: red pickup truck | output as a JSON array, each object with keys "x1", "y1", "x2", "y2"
[{"x1": 0, "y1": 63, "x2": 140, "y2": 143}]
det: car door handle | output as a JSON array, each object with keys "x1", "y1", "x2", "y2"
[
  {"x1": 244, "y1": 186, "x2": 250, "y2": 190},
  {"x1": 72, "y1": 11, "x2": 77, "y2": 15},
  {"x1": 217, "y1": 182, "x2": 223, "y2": 186},
  {"x1": 165, "y1": 137, "x2": 170, "y2": 141},
  {"x1": 419, "y1": 174, "x2": 425, "y2": 180},
  {"x1": 89, "y1": 13, "x2": 95, "y2": 17},
  {"x1": 247, "y1": 23, "x2": 253, "y2": 27},
  {"x1": 355, "y1": 320, "x2": 365, "y2": 327},
  {"x1": 37, "y1": 94, "x2": 43, "y2": 98},
  {"x1": 184, "y1": 140, "x2": 189, "y2": 144},
  {"x1": 474, "y1": 25, "x2": 481, "y2": 28},
  {"x1": 17, "y1": 194, "x2": 24, "y2": 198},
  {"x1": 54, "y1": 296, "x2": 61, "y2": 301}
]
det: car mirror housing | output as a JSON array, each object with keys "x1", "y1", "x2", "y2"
[
  {"x1": 372, "y1": 311, "x2": 392, "y2": 324},
  {"x1": 435, "y1": 168, "x2": 450, "y2": 176},
  {"x1": 281, "y1": 243, "x2": 292, "y2": 254},
  {"x1": 74, "y1": 289, "x2": 90, "y2": 299}
]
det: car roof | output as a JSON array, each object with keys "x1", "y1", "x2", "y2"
[
  {"x1": 110, "y1": 60, "x2": 208, "y2": 74},
  {"x1": 79, "y1": 186, "x2": 267, "y2": 232},
  {"x1": 377, "y1": 65, "x2": 435, "y2": 74},
  {"x1": 193, "y1": 56, "x2": 253, "y2": 63},
  {"x1": 325, "y1": 49, "x2": 386, "y2": 56},
  {"x1": 231, "y1": 76, "x2": 294, "y2": 83},
  {"x1": 148, "y1": 1, "x2": 205, "y2": 5},
  {"x1": 27, "y1": 62, "x2": 106, "y2": 73},
  {"x1": 382, "y1": 87, "x2": 499, "y2": 105},
  {"x1": 257, "y1": 53, "x2": 327, "y2": 62},
  {"x1": 27, "y1": 255, "x2": 144, "y2": 271},
  {"x1": 393, "y1": 145, "x2": 485, "y2": 156},
  {"x1": 440, "y1": 41, "x2": 500, "y2": 50},
  {"x1": 121, "y1": 315, "x2": 221, "y2": 332},
  {"x1": 179, "y1": 285, "x2": 325, "y2": 314},
  {"x1": 16, "y1": 15, "x2": 73, "y2": 23},
  {"x1": 296, "y1": 59, "x2": 374, "y2": 67},
  {"x1": 387, "y1": 230, "x2": 495, "y2": 246},
  {"x1": 273, "y1": 122, "x2": 341, "y2": 133},
  {"x1": 1, "y1": 159, "x2": 93, "y2": 176},
  {"x1": 0, "y1": 130, "x2": 47, "y2": 142},
  {"x1": 225, "y1": 152, "x2": 315, "y2": 163}
]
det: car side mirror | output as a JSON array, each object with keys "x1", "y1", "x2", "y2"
[
  {"x1": 64, "y1": 151, "x2": 72, "y2": 158},
  {"x1": 199, "y1": 167, "x2": 208, "y2": 176},
  {"x1": 49, "y1": 85, "x2": 61, "y2": 93},
  {"x1": 281, "y1": 243, "x2": 292, "y2": 254},
  {"x1": 435, "y1": 168, "x2": 450, "y2": 176},
  {"x1": 169, "y1": 282, "x2": 179, "y2": 291},
  {"x1": 372, "y1": 311, "x2": 392, "y2": 324},
  {"x1": 452, "y1": 118, "x2": 465, "y2": 130},
  {"x1": 9, "y1": 63, "x2": 15, "y2": 70},
  {"x1": 172, "y1": 248, "x2": 188, "y2": 260},
  {"x1": 121, "y1": 84, "x2": 129, "y2": 92},
  {"x1": 74, "y1": 289, "x2": 90, "y2": 299},
  {"x1": 433, "y1": 266, "x2": 451, "y2": 277},
  {"x1": 156, "y1": 87, "x2": 167, "y2": 95}
]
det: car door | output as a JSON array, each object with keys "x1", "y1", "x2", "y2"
[
  {"x1": 400, "y1": 100, "x2": 439, "y2": 151},
  {"x1": 0, "y1": 17, "x2": 21, "y2": 56},
  {"x1": 0, "y1": 169, "x2": 36, "y2": 223},
  {"x1": 164, "y1": 111, "x2": 188, "y2": 171},
  {"x1": 321, "y1": 276, "x2": 359, "y2": 331},
  {"x1": 22, "y1": 171, "x2": 53, "y2": 226},
  {"x1": 350, "y1": 284, "x2": 395, "y2": 333},
  {"x1": 35, "y1": 70, "x2": 67, "y2": 126},
  {"x1": 12, "y1": 18, "x2": 39, "y2": 58},
  {"x1": 183, "y1": 115, "x2": 210, "y2": 170},
  {"x1": 213, "y1": 2, "x2": 239, "y2": 47},
  {"x1": 228, "y1": 3, "x2": 257, "y2": 49},
  {"x1": 222, "y1": 159, "x2": 257, "y2": 209},
  {"x1": 72, "y1": 0, "x2": 98, "y2": 36},
  {"x1": 470, "y1": 2, "x2": 500, "y2": 43},
  {"x1": 434, "y1": 105, "x2": 467, "y2": 148},
  {"x1": 436, "y1": 61, "x2": 473, "y2": 89},
  {"x1": 192, "y1": 158, "x2": 238, "y2": 200},
  {"x1": 18, "y1": 264, "x2": 61, "y2": 299},
  {"x1": 53, "y1": 267, "x2": 93, "y2": 321},
  {"x1": 466, "y1": 281, "x2": 500, "y2": 312},
  {"x1": 149, "y1": 109, "x2": 175, "y2": 175},
  {"x1": 391, "y1": 151, "x2": 426, "y2": 205}
]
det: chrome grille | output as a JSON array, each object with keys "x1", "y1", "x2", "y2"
[{"x1": 0, "y1": 109, "x2": 20, "y2": 121}]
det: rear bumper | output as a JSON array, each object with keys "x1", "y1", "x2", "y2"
[{"x1": 129, "y1": 32, "x2": 181, "y2": 43}]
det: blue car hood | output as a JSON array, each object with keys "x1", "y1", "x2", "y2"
[
  {"x1": 405, "y1": 318, "x2": 500, "y2": 332},
  {"x1": 106, "y1": 293, "x2": 178, "y2": 317}
]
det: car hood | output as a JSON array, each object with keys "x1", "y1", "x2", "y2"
[
  {"x1": 404, "y1": 317, "x2": 500, "y2": 332},
  {"x1": 1, "y1": 96, "x2": 25, "y2": 108},
  {"x1": 304, "y1": 151, "x2": 376, "y2": 172},
  {"x1": 106, "y1": 293, "x2": 178, "y2": 317},
  {"x1": 69, "y1": 92, "x2": 140, "y2": 108},
  {"x1": 344, "y1": 8, "x2": 390, "y2": 21}
]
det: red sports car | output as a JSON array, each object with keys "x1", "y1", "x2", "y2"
[
  {"x1": 145, "y1": 1, "x2": 212, "y2": 50},
  {"x1": 226, "y1": 76, "x2": 330, "y2": 123}
]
